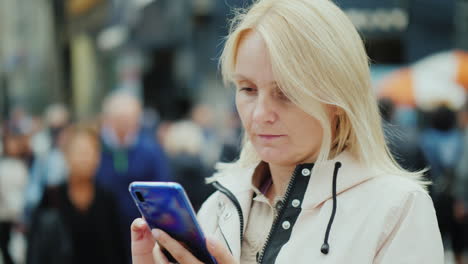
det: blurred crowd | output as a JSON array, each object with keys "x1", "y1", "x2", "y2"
[
  {"x1": 0, "y1": 0, "x2": 466, "y2": 263},
  {"x1": 379, "y1": 97, "x2": 468, "y2": 264},
  {"x1": 0, "y1": 91, "x2": 242, "y2": 264},
  {"x1": 3, "y1": 91, "x2": 468, "y2": 263}
]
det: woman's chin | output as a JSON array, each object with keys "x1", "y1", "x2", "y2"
[{"x1": 256, "y1": 147, "x2": 294, "y2": 166}]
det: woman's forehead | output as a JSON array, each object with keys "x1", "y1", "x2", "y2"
[
  {"x1": 235, "y1": 32, "x2": 270, "y2": 66},
  {"x1": 234, "y1": 32, "x2": 277, "y2": 85}
]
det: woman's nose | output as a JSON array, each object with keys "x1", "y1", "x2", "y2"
[{"x1": 252, "y1": 95, "x2": 277, "y2": 124}]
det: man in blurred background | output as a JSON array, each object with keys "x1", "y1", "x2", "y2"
[{"x1": 96, "y1": 91, "x2": 171, "y2": 262}]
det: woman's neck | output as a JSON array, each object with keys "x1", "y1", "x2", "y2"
[
  {"x1": 266, "y1": 155, "x2": 318, "y2": 202},
  {"x1": 68, "y1": 176, "x2": 95, "y2": 212},
  {"x1": 266, "y1": 164, "x2": 295, "y2": 202}
]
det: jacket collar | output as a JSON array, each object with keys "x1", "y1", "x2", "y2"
[
  {"x1": 213, "y1": 151, "x2": 377, "y2": 260},
  {"x1": 216, "y1": 151, "x2": 377, "y2": 209}
]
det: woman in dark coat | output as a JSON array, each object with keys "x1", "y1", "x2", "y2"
[{"x1": 27, "y1": 125, "x2": 126, "y2": 264}]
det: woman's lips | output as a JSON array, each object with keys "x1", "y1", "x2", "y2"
[{"x1": 258, "y1": 134, "x2": 286, "y2": 140}]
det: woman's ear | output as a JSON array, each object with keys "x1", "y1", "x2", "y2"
[{"x1": 329, "y1": 105, "x2": 344, "y2": 117}]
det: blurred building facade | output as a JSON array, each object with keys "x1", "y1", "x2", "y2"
[
  {"x1": 0, "y1": 0, "x2": 467, "y2": 120},
  {"x1": 335, "y1": 0, "x2": 463, "y2": 64},
  {"x1": 456, "y1": 0, "x2": 468, "y2": 49},
  {"x1": 0, "y1": 0, "x2": 65, "y2": 119}
]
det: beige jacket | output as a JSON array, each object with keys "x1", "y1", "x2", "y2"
[{"x1": 197, "y1": 151, "x2": 444, "y2": 263}]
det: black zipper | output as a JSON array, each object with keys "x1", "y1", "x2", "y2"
[{"x1": 257, "y1": 166, "x2": 302, "y2": 264}]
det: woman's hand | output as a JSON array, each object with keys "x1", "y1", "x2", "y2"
[
  {"x1": 131, "y1": 218, "x2": 238, "y2": 264},
  {"x1": 153, "y1": 229, "x2": 237, "y2": 264},
  {"x1": 131, "y1": 218, "x2": 168, "y2": 264}
]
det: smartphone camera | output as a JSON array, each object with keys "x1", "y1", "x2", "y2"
[{"x1": 135, "y1": 191, "x2": 145, "y2": 203}]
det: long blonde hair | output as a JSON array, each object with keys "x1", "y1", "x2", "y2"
[{"x1": 219, "y1": 0, "x2": 426, "y2": 183}]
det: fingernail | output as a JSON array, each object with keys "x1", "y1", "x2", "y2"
[
  {"x1": 152, "y1": 229, "x2": 161, "y2": 239},
  {"x1": 136, "y1": 218, "x2": 145, "y2": 227}
]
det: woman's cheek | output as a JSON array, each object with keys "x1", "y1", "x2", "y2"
[{"x1": 236, "y1": 101, "x2": 251, "y2": 128}]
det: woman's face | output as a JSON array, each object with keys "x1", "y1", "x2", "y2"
[
  {"x1": 65, "y1": 134, "x2": 100, "y2": 181},
  {"x1": 3, "y1": 135, "x2": 22, "y2": 157},
  {"x1": 234, "y1": 31, "x2": 325, "y2": 167}
]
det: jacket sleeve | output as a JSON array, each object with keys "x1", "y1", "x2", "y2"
[
  {"x1": 197, "y1": 191, "x2": 221, "y2": 235},
  {"x1": 374, "y1": 191, "x2": 444, "y2": 264}
]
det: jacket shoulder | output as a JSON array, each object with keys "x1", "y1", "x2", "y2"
[
  {"x1": 367, "y1": 174, "x2": 428, "y2": 198},
  {"x1": 361, "y1": 174, "x2": 436, "y2": 232},
  {"x1": 197, "y1": 190, "x2": 223, "y2": 233},
  {"x1": 356, "y1": 174, "x2": 434, "y2": 220},
  {"x1": 367, "y1": 175, "x2": 443, "y2": 262}
]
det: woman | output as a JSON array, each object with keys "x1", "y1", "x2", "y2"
[
  {"x1": 27, "y1": 125, "x2": 126, "y2": 264},
  {"x1": 131, "y1": 0, "x2": 444, "y2": 263},
  {"x1": 0, "y1": 132, "x2": 28, "y2": 264}
]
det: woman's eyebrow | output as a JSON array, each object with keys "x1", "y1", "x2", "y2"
[{"x1": 232, "y1": 73, "x2": 250, "y2": 81}]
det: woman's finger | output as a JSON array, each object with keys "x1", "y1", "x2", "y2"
[
  {"x1": 206, "y1": 237, "x2": 237, "y2": 264},
  {"x1": 131, "y1": 218, "x2": 150, "y2": 241},
  {"x1": 153, "y1": 242, "x2": 170, "y2": 264},
  {"x1": 152, "y1": 229, "x2": 203, "y2": 264},
  {"x1": 131, "y1": 218, "x2": 157, "y2": 264}
]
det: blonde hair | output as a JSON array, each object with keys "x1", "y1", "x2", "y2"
[{"x1": 219, "y1": 0, "x2": 426, "y2": 183}]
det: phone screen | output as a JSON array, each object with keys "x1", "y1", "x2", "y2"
[{"x1": 129, "y1": 182, "x2": 217, "y2": 264}]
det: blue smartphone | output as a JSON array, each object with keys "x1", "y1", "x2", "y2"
[{"x1": 129, "y1": 181, "x2": 217, "y2": 264}]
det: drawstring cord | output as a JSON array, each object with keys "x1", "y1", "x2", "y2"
[{"x1": 321, "y1": 162, "x2": 342, "y2": 254}]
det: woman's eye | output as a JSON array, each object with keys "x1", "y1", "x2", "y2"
[{"x1": 240, "y1": 87, "x2": 256, "y2": 93}]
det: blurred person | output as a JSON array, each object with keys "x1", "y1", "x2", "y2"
[
  {"x1": 141, "y1": 108, "x2": 160, "y2": 138},
  {"x1": 96, "y1": 91, "x2": 171, "y2": 262},
  {"x1": 155, "y1": 121, "x2": 173, "y2": 148},
  {"x1": 0, "y1": 132, "x2": 28, "y2": 264},
  {"x1": 378, "y1": 98, "x2": 427, "y2": 172},
  {"x1": 191, "y1": 104, "x2": 222, "y2": 167},
  {"x1": 30, "y1": 104, "x2": 70, "y2": 158},
  {"x1": 7, "y1": 106, "x2": 34, "y2": 136},
  {"x1": 420, "y1": 105, "x2": 464, "y2": 263},
  {"x1": 163, "y1": 120, "x2": 215, "y2": 212},
  {"x1": 24, "y1": 105, "x2": 70, "y2": 224},
  {"x1": 2, "y1": 125, "x2": 35, "y2": 170},
  {"x1": 454, "y1": 100, "x2": 468, "y2": 261},
  {"x1": 6, "y1": 107, "x2": 36, "y2": 168},
  {"x1": 131, "y1": 0, "x2": 443, "y2": 263},
  {"x1": 219, "y1": 107, "x2": 242, "y2": 163},
  {"x1": 455, "y1": 101, "x2": 468, "y2": 214},
  {"x1": 27, "y1": 125, "x2": 125, "y2": 264}
]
